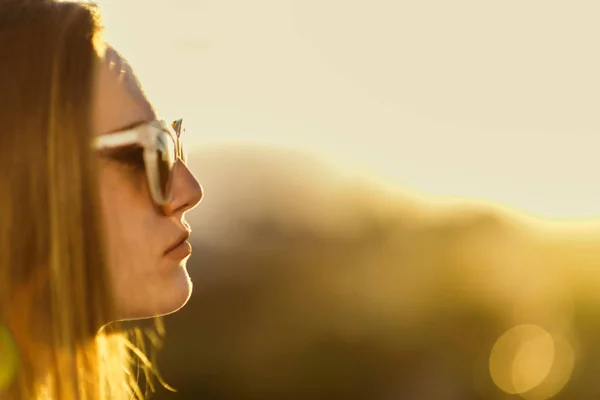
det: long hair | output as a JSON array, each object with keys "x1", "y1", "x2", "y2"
[{"x1": 0, "y1": 1, "x2": 156, "y2": 398}]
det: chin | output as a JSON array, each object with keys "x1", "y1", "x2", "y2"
[
  {"x1": 162, "y1": 276, "x2": 194, "y2": 316},
  {"x1": 116, "y1": 268, "x2": 193, "y2": 321},
  {"x1": 155, "y1": 268, "x2": 194, "y2": 317}
]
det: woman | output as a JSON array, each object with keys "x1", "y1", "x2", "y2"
[{"x1": 0, "y1": 0, "x2": 203, "y2": 398}]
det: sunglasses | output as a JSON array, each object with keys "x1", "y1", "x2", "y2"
[{"x1": 94, "y1": 119, "x2": 186, "y2": 207}]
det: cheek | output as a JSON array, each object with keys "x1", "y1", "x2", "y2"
[
  {"x1": 98, "y1": 161, "x2": 151, "y2": 216},
  {"x1": 98, "y1": 163, "x2": 156, "y2": 265},
  {"x1": 97, "y1": 162, "x2": 192, "y2": 319}
]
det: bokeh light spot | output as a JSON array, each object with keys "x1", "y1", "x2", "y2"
[
  {"x1": 0, "y1": 324, "x2": 19, "y2": 392},
  {"x1": 489, "y1": 324, "x2": 573, "y2": 398}
]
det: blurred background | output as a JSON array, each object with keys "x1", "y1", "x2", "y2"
[{"x1": 97, "y1": 0, "x2": 600, "y2": 398}]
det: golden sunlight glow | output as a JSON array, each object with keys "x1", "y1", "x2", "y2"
[{"x1": 95, "y1": 0, "x2": 600, "y2": 218}]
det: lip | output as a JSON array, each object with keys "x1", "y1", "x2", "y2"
[
  {"x1": 164, "y1": 240, "x2": 192, "y2": 260},
  {"x1": 164, "y1": 231, "x2": 192, "y2": 258}
]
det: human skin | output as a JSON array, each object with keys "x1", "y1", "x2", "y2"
[{"x1": 93, "y1": 44, "x2": 203, "y2": 321}]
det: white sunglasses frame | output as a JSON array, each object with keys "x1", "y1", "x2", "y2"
[{"x1": 93, "y1": 119, "x2": 185, "y2": 206}]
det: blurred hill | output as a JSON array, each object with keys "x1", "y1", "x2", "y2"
[{"x1": 149, "y1": 145, "x2": 600, "y2": 400}]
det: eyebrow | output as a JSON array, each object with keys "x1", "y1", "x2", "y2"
[{"x1": 106, "y1": 118, "x2": 153, "y2": 135}]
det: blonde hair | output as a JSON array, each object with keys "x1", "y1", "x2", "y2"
[{"x1": 0, "y1": 1, "x2": 161, "y2": 398}]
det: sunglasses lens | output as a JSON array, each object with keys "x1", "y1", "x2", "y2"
[{"x1": 155, "y1": 131, "x2": 177, "y2": 201}]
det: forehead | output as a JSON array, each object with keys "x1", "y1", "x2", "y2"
[{"x1": 93, "y1": 44, "x2": 156, "y2": 135}]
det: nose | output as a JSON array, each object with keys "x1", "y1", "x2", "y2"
[{"x1": 162, "y1": 161, "x2": 203, "y2": 216}]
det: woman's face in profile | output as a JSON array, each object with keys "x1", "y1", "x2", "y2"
[{"x1": 92, "y1": 44, "x2": 203, "y2": 321}]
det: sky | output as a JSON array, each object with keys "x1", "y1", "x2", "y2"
[{"x1": 96, "y1": 0, "x2": 600, "y2": 218}]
